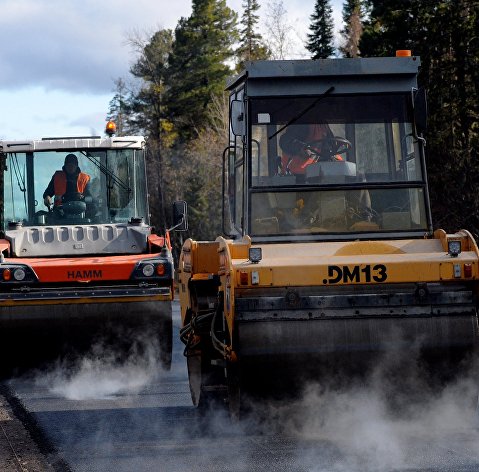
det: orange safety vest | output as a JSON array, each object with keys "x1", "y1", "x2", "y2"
[
  {"x1": 281, "y1": 155, "x2": 316, "y2": 174},
  {"x1": 53, "y1": 171, "x2": 90, "y2": 205},
  {"x1": 280, "y1": 124, "x2": 343, "y2": 175},
  {"x1": 281, "y1": 150, "x2": 343, "y2": 175}
]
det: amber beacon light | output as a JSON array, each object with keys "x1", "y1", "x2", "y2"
[
  {"x1": 105, "y1": 120, "x2": 117, "y2": 136},
  {"x1": 396, "y1": 50, "x2": 412, "y2": 57}
]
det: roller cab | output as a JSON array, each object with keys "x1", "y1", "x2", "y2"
[{"x1": 177, "y1": 56, "x2": 479, "y2": 416}]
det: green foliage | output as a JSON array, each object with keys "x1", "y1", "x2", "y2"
[
  {"x1": 361, "y1": 0, "x2": 479, "y2": 237},
  {"x1": 236, "y1": 0, "x2": 270, "y2": 70},
  {"x1": 359, "y1": 0, "x2": 423, "y2": 56},
  {"x1": 164, "y1": 0, "x2": 238, "y2": 142},
  {"x1": 128, "y1": 29, "x2": 175, "y2": 142},
  {"x1": 306, "y1": 0, "x2": 335, "y2": 59}
]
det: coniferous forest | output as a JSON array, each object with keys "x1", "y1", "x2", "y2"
[{"x1": 106, "y1": 0, "x2": 479, "y2": 249}]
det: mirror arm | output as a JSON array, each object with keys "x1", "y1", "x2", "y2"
[
  {"x1": 167, "y1": 216, "x2": 185, "y2": 232},
  {"x1": 411, "y1": 87, "x2": 427, "y2": 146},
  {"x1": 222, "y1": 145, "x2": 236, "y2": 237}
]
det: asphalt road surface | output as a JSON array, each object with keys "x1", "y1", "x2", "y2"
[{"x1": 4, "y1": 301, "x2": 479, "y2": 472}]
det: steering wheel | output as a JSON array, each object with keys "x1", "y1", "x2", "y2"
[
  {"x1": 61, "y1": 192, "x2": 84, "y2": 203},
  {"x1": 53, "y1": 192, "x2": 86, "y2": 218},
  {"x1": 305, "y1": 137, "x2": 353, "y2": 161}
]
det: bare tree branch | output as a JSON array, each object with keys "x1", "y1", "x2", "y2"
[{"x1": 263, "y1": 0, "x2": 294, "y2": 59}]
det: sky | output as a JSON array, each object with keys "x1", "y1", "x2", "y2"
[{"x1": 0, "y1": 0, "x2": 343, "y2": 141}]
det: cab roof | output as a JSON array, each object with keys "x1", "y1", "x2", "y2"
[{"x1": 227, "y1": 56, "x2": 421, "y2": 96}]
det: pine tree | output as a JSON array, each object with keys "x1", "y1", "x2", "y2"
[
  {"x1": 339, "y1": 0, "x2": 364, "y2": 57},
  {"x1": 236, "y1": 0, "x2": 270, "y2": 70},
  {"x1": 164, "y1": 0, "x2": 238, "y2": 142},
  {"x1": 359, "y1": 0, "x2": 419, "y2": 57},
  {"x1": 128, "y1": 29, "x2": 174, "y2": 143},
  {"x1": 306, "y1": 0, "x2": 335, "y2": 59}
]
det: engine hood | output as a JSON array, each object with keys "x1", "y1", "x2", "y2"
[{"x1": 5, "y1": 223, "x2": 151, "y2": 257}]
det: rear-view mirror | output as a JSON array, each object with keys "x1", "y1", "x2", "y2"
[
  {"x1": 230, "y1": 100, "x2": 245, "y2": 137},
  {"x1": 172, "y1": 200, "x2": 188, "y2": 232},
  {"x1": 413, "y1": 87, "x2": 427, "y2": 134}
]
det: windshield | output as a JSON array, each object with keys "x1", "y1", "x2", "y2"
[
  {"x1": 2, "y1": 148, "x2": 148, "y2": 229},
  {"x1": 247, "y1": 93, "x2": 429, "y2": 238}
]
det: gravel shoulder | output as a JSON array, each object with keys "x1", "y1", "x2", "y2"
[{"x1": 0, "y1": 388, "x2": 60, "y2": 472}]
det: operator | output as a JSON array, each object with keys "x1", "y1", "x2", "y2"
[
  {"x1": 279, "y1": 123, "x2": 344, "y2": 175},
  {"x1": 278, "y1": 123, "x2": 374, "y2": 229},
  {"x1": 43, "y1": 153, "x2": 91, "y2": 207}
]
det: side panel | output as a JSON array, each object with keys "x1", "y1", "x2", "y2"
[{"x1": 177, "y1": 239, "x2": 221, "y2": 325}]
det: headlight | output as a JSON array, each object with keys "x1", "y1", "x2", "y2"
[
  {"x1": 131, "y1": 259, "x2": 172, "y2": 280},
  {"x1": 249, "y1": 247, "x2": 262, "y2": 263},
  {"x1": 448, "y1": 240, "x2": 461, "y2": 257},
  {"x1": 13, "y1": 268, "x2": 26, "y2": 281},
  {"x1": 142, "y1": 263, "x2": 155, "y2": 277}
]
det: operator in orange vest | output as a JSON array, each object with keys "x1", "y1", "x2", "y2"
[
  {"x1": 43, "y1": 153, "x2": 91, "y2": 207},
  {"x1": 279, "y1": 123, "x2": 344, "y2": 175},
  {"x1": 278, "y1": 123, "x2": 372, "y2": 228}
]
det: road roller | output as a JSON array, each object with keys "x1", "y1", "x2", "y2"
[{"x1": 177, "y1": 52, "x2": 479, "y2": 417}]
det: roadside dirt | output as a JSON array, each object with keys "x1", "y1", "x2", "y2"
[{"x1": 0, "y1": 392, "x2": 56, "y2": 472}]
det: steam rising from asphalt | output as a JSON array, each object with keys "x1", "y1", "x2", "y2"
[
  {"x1": 273, "y1": 377, "x2": 477, "y2": 471},
  {"x1": 259, "y1": 352, "x2": 479, "y2": 472},
  {"x1": 37, "y1": 330, "x2": 161, "y2": 400},
  {"x1": 20, "y1": 322, "x2": 479, "y2": 471},
  {"x1": 177, "y1": 359, "x2": 479, "y2": 472}
]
